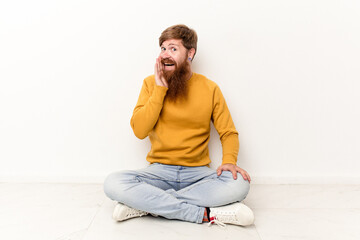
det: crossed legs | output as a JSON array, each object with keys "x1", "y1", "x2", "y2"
[{"x1": 104, "y1": 163, "x2": 250, "y2": 223}]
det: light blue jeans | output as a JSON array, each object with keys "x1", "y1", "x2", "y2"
[{"x1": 103, "y1": 163, "x2": 250, "y2": 223}]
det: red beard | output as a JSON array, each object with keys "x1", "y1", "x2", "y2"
[{"x1": 162, "y1": 58, "x2": 191, "y2": 102}]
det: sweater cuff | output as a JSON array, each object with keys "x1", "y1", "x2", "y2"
[
  {"x1": 151, "y1": 85, "x2": 168, "y2": 104},
  {"x1": 221, "y1": 157, "x2": 237, "y2": 165}
]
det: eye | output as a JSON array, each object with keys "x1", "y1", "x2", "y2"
[
  {"x1": 171, "y1": 47, "x2": 177, "y2": 51},
  {"x1": 161, "y1": 47, "x2": 166, "y2": 51}
]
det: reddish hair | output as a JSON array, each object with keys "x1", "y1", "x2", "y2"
[{"x1": 159, "y1": 24, "x2": 198, "y2": 59}]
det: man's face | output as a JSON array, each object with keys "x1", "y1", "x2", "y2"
[{"x1": 160, "y1": 39, "x2": 188, "y2": 72}]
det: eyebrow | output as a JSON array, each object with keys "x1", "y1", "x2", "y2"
[{"x1": 161, "y1": 43, "x2": 179, "y2": 48}]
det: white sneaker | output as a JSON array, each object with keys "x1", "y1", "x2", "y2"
[
  {"x1": 209, "y1": 202, "x2": 255, "y2": 227},
  {"x1": 112, "y1": 202, "x2": 148, "y2": 221}
]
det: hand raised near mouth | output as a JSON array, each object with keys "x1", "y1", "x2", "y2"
[{"x1": 154, "y1": 56, "x2": 168, "y2": 88}]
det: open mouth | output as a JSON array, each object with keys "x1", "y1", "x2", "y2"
[{"x1": 161, "y1": 58, "x2": 176, "y2": 67}]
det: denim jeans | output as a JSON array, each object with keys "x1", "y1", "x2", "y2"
[{"x1": 103, "y1": 163, "x2": 250, "y2": 223}]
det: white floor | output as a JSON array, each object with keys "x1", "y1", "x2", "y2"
[{"x1": 1, "y1": 183, "x2": 359, "y2": 240}]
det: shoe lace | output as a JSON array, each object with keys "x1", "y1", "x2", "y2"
[
  {"x1": 208, "y1": 217, "x2": 226, "y2": 228},
  {"x1": 126, "y1": 208, "x2": 146, "y2": 217}
]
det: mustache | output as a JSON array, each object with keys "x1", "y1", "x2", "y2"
[{"x1": 161, "y1": 58, "x2": 176, "y2": 65}]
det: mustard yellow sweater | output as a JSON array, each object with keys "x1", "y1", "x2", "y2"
[{"x1": 130, "y1": 73, "x2": 239, "y2": 167}]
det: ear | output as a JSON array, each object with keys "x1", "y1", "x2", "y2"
[{"x1": 188, "y1": 48, "x2": 196, "y2": 60}]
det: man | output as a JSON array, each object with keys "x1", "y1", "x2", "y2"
[{"x1": 104, "y1": 24, "x2": 254, "y2": 226}]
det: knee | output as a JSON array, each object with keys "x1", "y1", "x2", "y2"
[
  {"x1": 232, "y1": 173, "x2": 250, "y2": 201},
  {"x1": 103, "y1": 171, "x2": 131, "y2": 201},
  {"x1": 221, "y1": 172, "x2": 250, "y2": 202}
]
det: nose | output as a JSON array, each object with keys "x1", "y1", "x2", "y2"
[
  {"x1": 161, "y1": 51, "x2": 169, "y2": 58},
  {"x1": 160, "y1": 48, "x2": 173, "y2": 59}
]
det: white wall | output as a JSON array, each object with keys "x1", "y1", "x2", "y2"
[{"x1": 1, "y1": 0, "x2": 359, "y2": 184}]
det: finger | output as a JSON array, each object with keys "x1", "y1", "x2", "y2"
[
  {"x1": 234, "y1": 167, "x2": 245, "y2": 179},
  {"x1": 155, "y1": 61, "x2": 158, "y2": 76},
  {"x1": 246, "y1": 172, "x2": 251, "y2": 182},
  {"x1": 235, "y1": 167, "x2": 248, "y2": 181},
  {"x1": 157, "y1": 58, "x2": 161, "y2": 74},
  {"x1": 217, "y1": 168, "x2": 222, "y2": 176},
  {"x1": 239, "y1": 171, "x2": 248, "y2": 181},
  {"x1": 242, "y1": 172, "x2": 250, "y2": 182},
  {"x1": 160, "y1": 59, "x2": 164, "y2": 75},
  {"x1": 231, "y1": 169, "x2": 237, "y2": 180},
  {"x1": 159, "y1": 60, "x2": 164, "y2": 79}
]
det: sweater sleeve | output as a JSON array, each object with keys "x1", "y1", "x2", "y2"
[
  {"x1": 211, "y1": 85, "x2": 239, "y2": 165},
  {"x1": 130, "y1": 78, "x2": 168, "y2": 139}
]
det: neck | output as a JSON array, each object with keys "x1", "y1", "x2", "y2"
[
  {"x1": 187, "y1": 70, "x2": 193, "y2": 81},
  {"x1": 186, "y1": 66, "x2": 193, "y2": 81}
]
